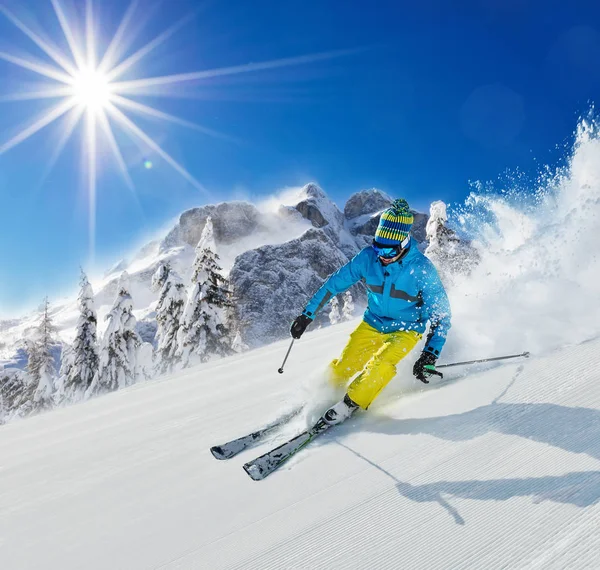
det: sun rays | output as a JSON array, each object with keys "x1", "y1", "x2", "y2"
[{"x1": 0, "y1": 0, "x2": 354, "y2": 260}]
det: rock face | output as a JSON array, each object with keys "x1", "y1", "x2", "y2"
[
  {"x1": 292, "y1": 183, "x2": 358, "y2": 258},
  {"x1": 227, "y1": 186, "x2": 406, "y2": 348},
  {"x1": 343, "y1": 189, "x2": 389, "y2": 249},
  {"x1": 411, "y1": 212, "x2": 429, "y2": 248},
  {"x1": 160, "y1": 202, "x2": 262, "y2": 251},
  {"x1": 229, "y1": 229, "x2": 361, "y2": 347},
  {"x1": 295, "y1": 184, "x2": 345, "y2": 229},
  {"x1": 344, "y1": 189, "x2": 392, "y2": 220}
]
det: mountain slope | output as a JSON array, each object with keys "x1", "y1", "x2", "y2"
[
  {"x1": 0, "y1": 186, "x2": 408, "y2": 367},
  {"x1": 1, "y1": 319, "x2": 598, "y2": 569}
]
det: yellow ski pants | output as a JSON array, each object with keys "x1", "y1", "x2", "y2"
[{"x1": 329, "y1": 321, "x2": 422, "y2": 409}]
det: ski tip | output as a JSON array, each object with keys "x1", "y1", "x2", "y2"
[
  {"x1": 210, "y1": 446, "x2": 231, "y2": 460},
  {"x1": 243, "y1": 462, "x2": 266, "y2": 481}
]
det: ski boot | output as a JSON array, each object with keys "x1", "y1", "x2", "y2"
[{"x1": 323, "y1": 394, "x2": 359, "y2": 426}]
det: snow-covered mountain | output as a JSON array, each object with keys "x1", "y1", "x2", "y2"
[{"x1": 0, "y1": 184, "x2": 426, "y2": 364}]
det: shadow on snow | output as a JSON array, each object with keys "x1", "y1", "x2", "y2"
[{"x1": 331, "y1": 366, "x2": 600, "y2": 524}]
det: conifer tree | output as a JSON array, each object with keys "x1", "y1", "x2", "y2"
[
  {"x1": 177, "y1": 217, "x2": 233, "y2": 367},
  {"x1": 425, "y1": 200, "x2": 479, "y2": 277},
  {"x1": 342, "y1": 290, "x2": 355, "y2": 321},
  {"x1": 27, "y1": 298, "x2": 57, "y2": 411},
  {"x1": 88, "y1": 272, "x2": 142, "y2": 395},
  {"x1": 231, "y1": 329, "x2": 249, "y2": 353},
  {"x1": 57, "y1": 272, "x2": 99, "y2": 403},
  {"x1": 0, "y1": 368, "x2": 34, "y2": 421},
  {"x1": 329, "y1": 296, "x2": 341, "y2": 325},
  {"x1": 152, "y1": 262, "x2": 186, "y2": 374},
  {"x1": 54, "y1": 345, "x2": 73, "y2": 404}
]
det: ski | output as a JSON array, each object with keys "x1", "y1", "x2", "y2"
[
  {"x1": 210, "y1": 406, "x2": 303, "y2": 460},
  {"x1": 242, "y1": 416, "x2": 334, "y2": 481}
]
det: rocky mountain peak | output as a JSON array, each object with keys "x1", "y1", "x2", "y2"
[
  {"x1": 160, "y1": 201, "x2": 262, "y2": 252},
  {"x1": 294, "y1": 183, "x2": 344, "y2": 230},
  {"x1": 344, "y1": 189, "x2": 393, "y2": 220}
]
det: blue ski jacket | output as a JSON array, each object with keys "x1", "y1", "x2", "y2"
[{"x1": 303, "y1": 242, "x2": 452, "y2": 357}]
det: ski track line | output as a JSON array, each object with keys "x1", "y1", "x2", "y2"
[
  {"x1": 451, "y1": 460, "x2": 600, "y2": 567},
  {"x1": 516, "y1": 507, "x2": 600, "y2": 569},
  {"x1": 229, "y1": 438, "x2": 560, "y2": 569},
  {"x1": 155, "y1": 418, "x2": 470, "y2": 569},
  {"x1": 163, "y1": 357, "x2": 600, "y2": 570},
  {"x1": 160, "y1": 424, "x2": 508, "y2": 569},
  {"x1": 228, "y1": 437, "x2": 597, "y2": 569},
  {"x1": 189, "y1": 400, "x2": 528, "y2": 564},
  {"x1": 0, "y1": 383, "x2": 290, "y2": 468},
  {"x1": 1, "y1": 396, "x2": 303, "y2": 519}
]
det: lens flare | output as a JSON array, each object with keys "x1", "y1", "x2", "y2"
[{"x1": 0, "y1": 0, "x2": 355, "y2": 261}]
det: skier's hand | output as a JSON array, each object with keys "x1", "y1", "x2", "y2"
[
  {"x1": 413, "y1": 351, "x2": 443, "y2": 384},
  {"x1": 290, "y1": 314, "x2": 312, "y2": 339}
]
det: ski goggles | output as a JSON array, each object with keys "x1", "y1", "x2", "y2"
[{"x1": 372, "y1": 236, "x2": 410, "y2": 258}]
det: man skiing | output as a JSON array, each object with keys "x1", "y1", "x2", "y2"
[{"x1": 290, "y1": 198, "x2": 451, "y2": 425}]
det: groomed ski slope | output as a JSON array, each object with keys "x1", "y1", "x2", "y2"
[{"x1": 1, "y1": 318, "x2": 599, "y2": 570}]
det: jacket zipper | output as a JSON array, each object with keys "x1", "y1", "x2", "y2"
[{"x1": 382, "y1": 267, "x2": 392, "y2": 317}]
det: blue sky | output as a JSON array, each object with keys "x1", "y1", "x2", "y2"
[{"x1": 0, "y1": 0, "x2": 599, "y2": 313}]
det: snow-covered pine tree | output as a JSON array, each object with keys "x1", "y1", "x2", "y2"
[
  {"x1": 137, "y1": 342, "x2": 154, "y2": 381},
  {"x1": 0, "y1": 368, "x2": 34, "y2": 421},
  {"x1": 425, "y1": 200, "x2": 479, "y2": 277},
  {"x1": 152, "y1": 262, "x2": 186, "y2": 374},
  {"x1": 88, "y1": 272, "x2": 142, "y2": 395},
  {"x1": 57, "y1": 272, "x2": 99, "y2": 403},
  {"x1": 329, "y1": 296, "x2": 341, "y2": 325},
  {"x1": 27, "y1": 298, "x2": 58, "y2": 412},
  {"x1": 231, "y1": 329, "x2": 249, "y2": 353},
  {"x1": 176, "y1": 217, "x2": 233, "y2": 368},
  {"x1": 54, "y1": 344, "x2": 73, "y2": 404},
  {"x1": 342, "y1": 290, "x2": 355, "y2": 321}
]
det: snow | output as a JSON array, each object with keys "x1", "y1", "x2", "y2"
[
  {"x1": 0, "y1": 317, "x2": 599, "y2": 569},
  {"x1": 2, "y1": 118, "x2": 600, "y2": 567},
  {"x1": 441, "y1": 119, "x2": 600, "y2": 363}
]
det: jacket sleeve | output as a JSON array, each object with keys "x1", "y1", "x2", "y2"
[
  {"x1": 303, "y1": 248, "x2": 368, "y2": 318},
  {"x1": 420, "y1": 260, "x2": 451, "y2": 357}
]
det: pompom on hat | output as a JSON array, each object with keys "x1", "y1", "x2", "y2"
[{"x1": 374, "y1": 198, "x2": 414, "y2": 246}]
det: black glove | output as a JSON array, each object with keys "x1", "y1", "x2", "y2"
[
  {"x1": 290, "y1": 314, "x2": 312, "y2": 339},
  {"x1": 413, "y1": 351, "x2": 443, "y2": 384}
]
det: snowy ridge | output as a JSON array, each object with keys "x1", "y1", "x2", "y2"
[
  {"x1": 0, "y1": 320, "x2": 598, "y2": 568},
  {"x1": 0, "y1": 185, "x2": 396, "y2": 366}
]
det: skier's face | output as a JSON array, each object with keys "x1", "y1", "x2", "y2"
[
  {"x1": 372, "y1": 242, "x2": 400, "y2": 259},
  {"x1": 372, "y1": 240, "x2": 406, "y2": 265},
  {"x1": 379, "y1": 252, "x2": 403, "y2": 265}
]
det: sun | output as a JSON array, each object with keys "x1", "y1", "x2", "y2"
[
  {"x1": 0, "y1": 0, "x2": 352, "y2": 261},
  {"x1": 70, "y1": 67, "x2": 112, "y2": 112}
]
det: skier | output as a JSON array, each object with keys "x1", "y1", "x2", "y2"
[{"x1": 290, "y1": 199, "x2": 451, "y2": 425}]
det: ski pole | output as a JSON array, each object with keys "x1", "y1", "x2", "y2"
[
  {"x1": 278, "y1": 339, "x2": 295, "y2": 374},
  {"x1": 437, "y1": 351, "x2": 530, "y2": 369}
]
